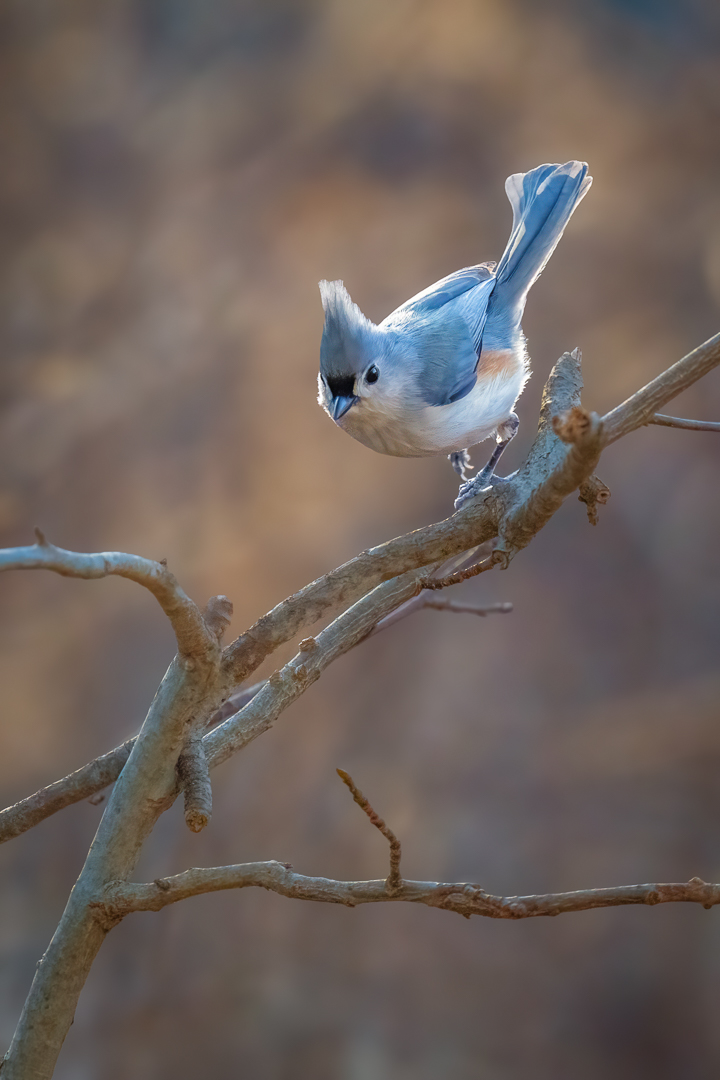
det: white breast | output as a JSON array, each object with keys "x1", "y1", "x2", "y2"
[{"x1": 339, "y1": 348, "x2": 528, "y2": 458}]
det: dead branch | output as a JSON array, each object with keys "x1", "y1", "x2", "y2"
[{"x1": 100, "y1": 864, "x2": 720, "y2": 921}]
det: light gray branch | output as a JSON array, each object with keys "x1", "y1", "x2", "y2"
[
  {"x1": 99, "y1": 863, "x2": 720, "y2": 921},
  {"x1": 0, "y1": 531, "x2": 215, "y2": 660}
]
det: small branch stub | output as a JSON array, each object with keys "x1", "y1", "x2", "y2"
[
  {"x1": 552, "y1": 405, "x2": 602, "y2": 446},
  {"x1": 578, "y1": 474, "x2": 611, "y2": 526},
  {"x1": 337, "y1": 769, "x2": 402, "y2": 895},
  {"x1": 177, "y1": 736, "x2": 213, "y2": 833},
  {"x1": 203, "y1": 595, "x2": 234, "y2": 641}
]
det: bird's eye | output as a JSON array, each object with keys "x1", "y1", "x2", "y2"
[{"x1": 365, "y1": 365, "x2": 379, "y2": 384}]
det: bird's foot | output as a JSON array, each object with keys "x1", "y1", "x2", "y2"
[
  {"x1": 454, "y1": 416, "x2": 519, "y2": 511},
  {"x1": 448, "y1": 450, "x2": 473, "y2": 481},
  {"x1": 454, "y1": 468, "x2": 495, "y2": 510}
]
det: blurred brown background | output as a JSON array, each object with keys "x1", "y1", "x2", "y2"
[{"x1": 1, "y1": 1, "x2": 720, "y2": 1077}]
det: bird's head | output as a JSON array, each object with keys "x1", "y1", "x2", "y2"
[{"x1": 317, "y1": 280, "x2": 387, "y2": 425}]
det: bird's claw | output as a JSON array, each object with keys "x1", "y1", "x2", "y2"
[{"x1": 454, "y1": 470, "x2": 493, "y2": 510}]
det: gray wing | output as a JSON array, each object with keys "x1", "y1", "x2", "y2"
[
  {"x1": 405, "y1": 312, "x2": 484, "y2": 408},
  {"x1": 384, "y1": 264, "x2": 497, "y2": 406}
]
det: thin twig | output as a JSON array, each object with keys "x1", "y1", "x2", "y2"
[
  {"x1": 423, "y1": 551, "x2": 503, "y2": 590},
  {"x1": 648, "y1": 413, "x2": 720, "y2": 431},
  {"x1": 101, "y1": 865, "x2": 720, "y2": 921},
  {"x1": 422, "y1": 599, "x2": 513, "y2": 615},
  {"x1": 336, "y1": 769, "x2": 402, "y2": 894},
  {"x1": 370, "y1": 596, "x2": 512, "y2": 634}
]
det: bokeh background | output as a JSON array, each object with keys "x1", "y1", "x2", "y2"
[{"x1": 1, "y1": 1, "x2": 720, "y2": 1077}]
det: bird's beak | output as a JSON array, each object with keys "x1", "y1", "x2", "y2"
[{"x1": 330, "y1": 394, "x2": 359, "y2": 421}]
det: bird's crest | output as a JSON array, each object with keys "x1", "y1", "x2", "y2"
[{"x1": 319, "y1": 280, "x2": 377, "y2": 378}]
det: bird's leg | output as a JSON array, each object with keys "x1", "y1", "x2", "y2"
[
  {"x1": 454, "y1": 414, "x2": 519, "y2": 511},
  {"x1": 448, "y1": 449, "x2": 473, "y2": 481}
]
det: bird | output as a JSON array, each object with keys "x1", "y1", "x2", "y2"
[{"x1": 317, "y1": 160, "x2": 592, "y2": 510}]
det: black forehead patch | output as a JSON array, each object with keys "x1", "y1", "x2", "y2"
[{"x1": 327, "y1": 374, "x2": 356, "y2": 398}]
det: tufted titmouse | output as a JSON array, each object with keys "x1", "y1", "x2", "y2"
[{"x1": 317, "y1": 161, "x2": 591, "y2": 509}]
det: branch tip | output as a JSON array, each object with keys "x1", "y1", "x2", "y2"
[{"x1": 33, "y1": 527, "x2": 48, "y2": 547}]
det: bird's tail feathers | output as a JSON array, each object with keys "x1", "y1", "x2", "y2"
[{"x1": 493, "y1": 161, "x2": 591, "y2": 317}]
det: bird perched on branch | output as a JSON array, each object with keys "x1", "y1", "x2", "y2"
[{"x1": 317, "y1": 160, "x2": 592, "y2": 509}]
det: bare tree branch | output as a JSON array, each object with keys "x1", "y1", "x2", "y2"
[
  {"x1": 99, "y1": 864, "x2": 720, "y2": 921},
  {"x1": 0, "y1": 531, "x2": 215, "y2": 660},
  {"x1": 649, "y1": 413, "x2": 720, "y2": 431}
]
